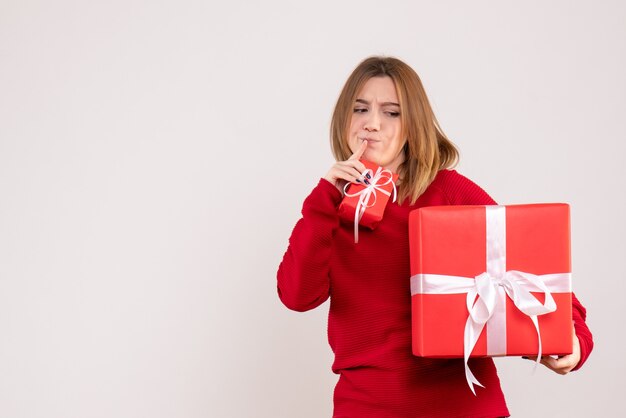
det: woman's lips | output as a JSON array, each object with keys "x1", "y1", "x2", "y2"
[{"x1": 359, "y1": 137, "x2": 380, "y2": 143}]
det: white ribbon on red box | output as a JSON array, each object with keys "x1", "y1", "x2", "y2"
[
  {"x1": 343, "y1": 166, "x2": 396, "y2": 243},
  {"x1": 410, "y1": 206, "x2": 571, "y2": 395}
]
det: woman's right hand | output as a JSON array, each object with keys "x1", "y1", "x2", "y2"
[{"x1": 323, "y1": 140, "x2": 368, "y2": 192}]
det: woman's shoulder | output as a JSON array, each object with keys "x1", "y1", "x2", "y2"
[
  {"x1": 429, "y1": 169, "x2": 497, "y2": 205},
  {"x1": 432, "y1": 168, "x2": 464, "y2": 183},
  {"x1": 429, "y1": 168, "x2": 474, "y2": 193}
]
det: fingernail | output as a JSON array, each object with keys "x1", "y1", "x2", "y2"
[
  {"x1": 366, "y1": 173, "x2": 371, "y2": 179},
  {"x1": 364, "y1": 179, "x2": 370, "y2": 185},
  {"x1": 355, "y1": 179, "x2": 361, "y2": 183}
]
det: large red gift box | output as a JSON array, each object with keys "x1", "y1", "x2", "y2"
[
  {"x1": 408, "y1": 204, "x2": 573, "y2": 359},
  {"x1": 338, "y1": 159, "x2": 398, "y2": 242}
]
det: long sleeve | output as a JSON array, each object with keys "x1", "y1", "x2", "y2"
[
  {"x1": 277, "y1": 178, "x2": 343, "y2": 312},
  {"x1": 571, "y1": 292, "x2": 594, "y2": 370}
]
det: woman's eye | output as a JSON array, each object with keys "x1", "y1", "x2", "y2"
[
  {"x1": 386, "y1": 111, "x2": 400, "y2": 118},
  {"x1": 353, "y1": 108, "x2": 367, "y2": 113}
]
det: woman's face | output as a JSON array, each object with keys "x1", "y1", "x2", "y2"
[{"x1": 348, "y1": 76, "x2": 406, "y2": 172}]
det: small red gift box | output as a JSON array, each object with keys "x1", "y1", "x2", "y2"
[
  {"x1": 338, "y1": 159, "x2": 398, "y2": 243},
  {"x1": 408, "y1": 204, "x2": 573, "y2": 392}
]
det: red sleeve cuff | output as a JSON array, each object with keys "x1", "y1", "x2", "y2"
[
  {"x1": 570, "y1": 293, "x2": 593, "y2": 371},
  {"x1": 317, "y1": 178, "x2": 343, "y2": 202}
]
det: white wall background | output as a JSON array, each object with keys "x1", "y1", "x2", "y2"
[{"x1": 1, "y1": 1, "x2": 624, "y2": 416}]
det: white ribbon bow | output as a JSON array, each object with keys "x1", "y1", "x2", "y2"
[{"x1": 343, "y1": 167, "x2": 397, "y2": 243}]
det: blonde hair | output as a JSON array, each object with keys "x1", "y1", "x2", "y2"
[{"x1": 330, "y1": 56, "x2": 459, "y2": 205}]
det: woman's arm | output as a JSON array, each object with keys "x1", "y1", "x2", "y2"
[
  {"x1": 277, "y1": 142, "x2": 368, "y2": 312},
  {"x1": 276, "y1": 179, "x2": 342, "y2": 312}
]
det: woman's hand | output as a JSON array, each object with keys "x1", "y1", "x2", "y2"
[
  {"x1": 324, "y1": 140, "x2": 368, "y2": 192},
  {"x1": 524, "y1": 324, "x2": 580, "y2": 375}
]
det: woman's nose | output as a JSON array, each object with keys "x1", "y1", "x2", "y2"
[{"x1": 363, "y1": 111, "x2": 380, "y2": 131}]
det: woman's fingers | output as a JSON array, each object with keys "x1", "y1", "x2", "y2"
[
  {"x1": 337, "y1": 159, "x2": 367, "y2": 176},
  {"x1": 336, "y1": 165, "x2": 363, "y2": 181},
  {"x1": 522, "y1": 325, "x2": 581, "y2": 375},
  {"x1": 522, "y1": 355, "x2": 574, "y2": 375},
  {"x1": 348, "y1": 140, "x2": 368, "y2": 161},
  {"x1": 543, "y1": 331, "x2": 581, "y2": 375},
  {"x1": 540, "y1": 354, "x2": 577, "y2": 375},
  {"x1": 324, "y1": 156, "x2": 368, "y2": 191},
  {"x1": 328, "y1": 164, "x2": 365, "y2": 185}
]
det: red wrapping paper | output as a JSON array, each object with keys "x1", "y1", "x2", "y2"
[{"x1": 409, "y1": 204, "x2": 573, "y2": 358}]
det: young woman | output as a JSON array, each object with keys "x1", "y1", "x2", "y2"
[{"x1": 276, "y1": 56, "x2": 593, "y2": 417}]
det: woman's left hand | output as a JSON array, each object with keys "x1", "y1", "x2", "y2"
[{"x1": 524, "y1": 325, "x2": 580, "y2": 375}]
